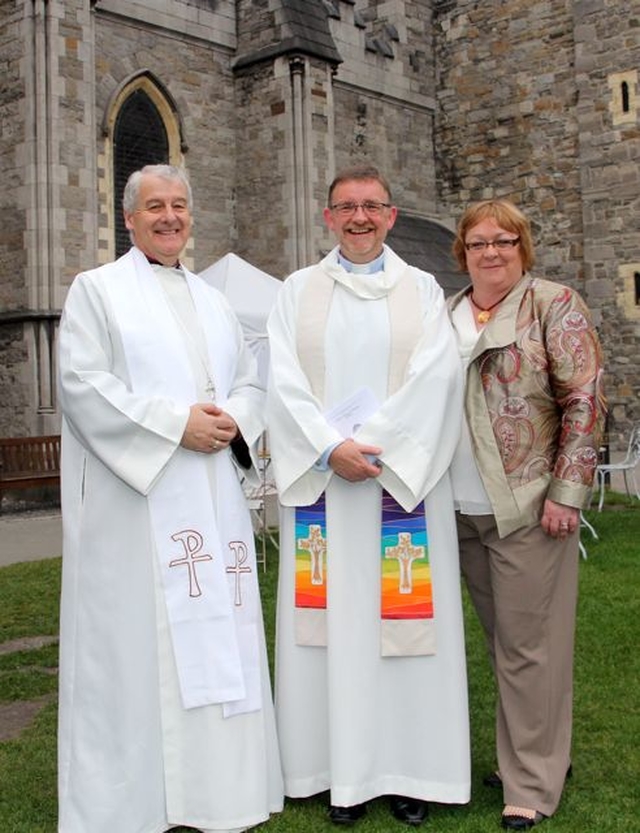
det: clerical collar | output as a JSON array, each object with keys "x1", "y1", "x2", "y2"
[
  {"x1": 337, "y1": 250, "x2": 385, "y2": 274},
  {"x1": 146, "y1": 254, "x2": 181, "y2": 269}
]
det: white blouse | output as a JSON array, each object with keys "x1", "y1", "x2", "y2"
[{"x1": 449, "y1": 298, "x2": 493, "y2": 516}]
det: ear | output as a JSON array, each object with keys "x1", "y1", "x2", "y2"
[
  {"x1": 386, "y1": 205, "x2": 398, "y2": 230},
  {"x1": 323, "y1": 206, "x2": 336, "y2": 232}
]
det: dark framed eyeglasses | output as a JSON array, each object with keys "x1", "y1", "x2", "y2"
[
  {"x1": 329, "y1": 201, "x2": 392, "y2": 217},
  {"x1": 465, "y1": 237, "x2": 521, "y2": 252}
]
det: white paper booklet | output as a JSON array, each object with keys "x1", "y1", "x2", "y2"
[{"x1": 324, "y1": 386, "x2": 380, "y2": 439}]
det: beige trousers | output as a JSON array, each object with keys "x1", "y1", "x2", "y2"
[{"x1": 456, "y1": 512, "x2": 579, "y2": 817}]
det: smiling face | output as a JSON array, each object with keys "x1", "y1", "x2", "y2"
[
  {"x1": 124, "y1": 173, "x2": 192, "y2": 266},
  {"x1": 323, "y1": 178, "x2": 397, "y2": 264},
  {"x1": 464, "y1": 218, "x2": 525, "y2": 294}
]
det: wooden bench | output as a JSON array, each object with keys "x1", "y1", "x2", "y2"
[{"x1": 0, "y1": 435, "x2": 61, "y2": 499}]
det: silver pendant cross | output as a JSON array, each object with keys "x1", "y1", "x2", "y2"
[{"x1": 205, "y1": 377, "x2": 216, "y2": 401}]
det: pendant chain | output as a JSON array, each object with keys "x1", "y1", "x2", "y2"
[
  {"x1": 165, "y1": 293, "x2": 217, "y2": 401},
  {"x1": 469, "y1": 290, "x2": 511, "y2": 324}
]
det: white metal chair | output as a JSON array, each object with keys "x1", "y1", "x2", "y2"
[
  {"x1": 594, "y1": 423, "x2": 640, "y2": 512},
  {"x1": 579, "y1": 511, "x2": 598, "y2": 560},
  {"x1": 242, "y1": 432, "x2": 279, "y2": 571}
]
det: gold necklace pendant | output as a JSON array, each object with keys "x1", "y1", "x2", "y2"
[{"x1": 470, "y1": 289, "x2": 511, "y2": 324}]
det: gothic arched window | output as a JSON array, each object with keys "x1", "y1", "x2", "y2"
[{"x1": 113, "y1": 89, "x2": 169, "y2": 257}]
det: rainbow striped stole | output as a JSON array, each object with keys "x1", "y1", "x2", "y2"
[{"x1": 294, "y1": 490, "x2": 436, "y2": 656}]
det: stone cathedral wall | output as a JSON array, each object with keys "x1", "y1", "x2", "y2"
[
  {"x1": 94, "y1": 4, "x2": 240, "y2": 274},
  {"x1": 0, "y1": 2, "x2": 28, "y2": 310},
  {"x1": 434, "y1": 0, "x2": 640, "y2": 440},
  {"x1": 0, "y1": 0, "x2": 243, "y2": 435},
  {"x1": 234, "y1": 0, "x2": 442, "y2": 276},
  {"x1": 329, "y1": 0, "x2": 438, "y2": 218},
  {"x1": 0, "y1": 0, "x2": 637, "y2": 442},
  {"x1": 1, "y1": 1, "x2": 32, "y2": 434},
  {"x1": 572, "y1": 4, "x2": 640, "y2": 439}
]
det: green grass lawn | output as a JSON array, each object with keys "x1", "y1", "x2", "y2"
[{"x1": 0, "y1": 502, "x2": 638, "y2": 832}]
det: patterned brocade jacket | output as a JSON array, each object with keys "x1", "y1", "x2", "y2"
[{"x1": 449, "y1": 275, "x2": 607, "y2": 538}]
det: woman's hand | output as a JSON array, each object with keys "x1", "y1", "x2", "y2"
[{"x1": 540, "y1": 498, "x2": 580, "y2": 539}]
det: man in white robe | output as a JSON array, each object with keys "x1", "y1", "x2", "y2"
[
  {"x1": 57, "y1": 165, "x2": 283, "y2": 833},
  {"x1": 267, "y1": 166, "x2": 470, "y2": 827}
]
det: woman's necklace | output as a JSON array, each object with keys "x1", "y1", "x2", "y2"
[{"x1": 469, "y1": 290, "x2": 511, "y2": 324}]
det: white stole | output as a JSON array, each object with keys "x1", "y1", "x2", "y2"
[
  {"x1": 104, "y1": 248, "x2": 261, "y2": 716},
  {"x1": 296, "y1": 264, "x2": 423, "y2": 402}
]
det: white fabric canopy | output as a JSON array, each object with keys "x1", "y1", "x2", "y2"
[{"x1": 200, "y1": 253, "x2": 281, "y2": 386}]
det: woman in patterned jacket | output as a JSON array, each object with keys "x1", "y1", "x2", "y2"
[{"x1": 447, "y1": 199, "x2": 606, "y2": 831}]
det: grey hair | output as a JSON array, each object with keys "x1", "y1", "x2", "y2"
[
  {"x1": 327, "y1": 165, "x2": 393, "y2": 206},
  {"x1": 122, "y1": 164, "x2": 193, "y2": 213}
]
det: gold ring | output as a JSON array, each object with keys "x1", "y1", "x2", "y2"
[{"x1": 212, "y1": 439, "x2": 219, "y2": 450}]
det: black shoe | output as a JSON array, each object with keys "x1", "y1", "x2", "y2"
[
  {"x1": 484, "y1": 764, "x2": 573, "y2": 789},
  {"x1": 390, "y1": 795, "x2": 429, "y2": 826},
  {"x1": 328, "y1": 803, "x2": 367, "y2": 825},
  {"x1": 501, "y1": 809, "x2": 546, "y2": 830},
  {"x1": 483, "y1": 770, "x2": 503, "y2": 788}
]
